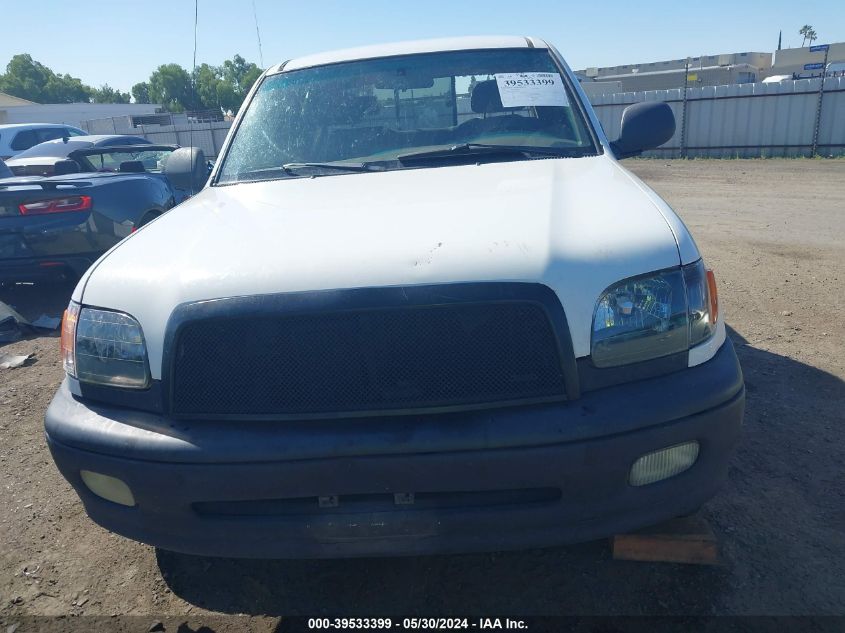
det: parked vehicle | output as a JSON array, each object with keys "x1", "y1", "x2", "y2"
[
  {"x1": 826, "y1": 62, "x2": 845, "y2": 77},
  {"x1": 0, "y1": 123, "x2": 87, "y2": 160},
  {"x1": 46, "y1": 36, "x2": 744, "y2": 559},
  {"x1": 0, "y1": 145, "x2": 206, "y2": 283},
  {"x1": 761, "y1": 74, "x2": 793, "y2": 84},
  {"x1": 5, "y1": 135, "x2": 151, "y2": 177},
  {"x1": 0, "y1": 159, "x2": 12, "y2": 180}
]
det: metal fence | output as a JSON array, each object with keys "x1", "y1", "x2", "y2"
[
  {"x1": 134, "y1": 122, "x2": 232, "y2": 159},
  {"x1": 589, "y1": 76, "x2": 845, "y2": 158}
]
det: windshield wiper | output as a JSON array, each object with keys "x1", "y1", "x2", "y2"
[
  {"x1": 396, "y1": 143, "x2": 580, "y2": 163},
  {"x1": 281, "y1": 162, "x2": 379, "y2": 174}
]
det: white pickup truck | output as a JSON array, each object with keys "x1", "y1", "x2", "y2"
[{"x1": 46, "y1": 36, "x2": 744, "y2": 558}]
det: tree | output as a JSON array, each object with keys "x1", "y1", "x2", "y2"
[
  {"x1": 221, "y1": 54, "x2": 261, "y2": 103},
  {"x1": 807, "y1": 29, "x2": 818, "y2": 46},
  {"x1": 799, "y1": 25, "x2": 815, "y2": 47},
  {"x1": 148, "y1": 63, "x2": 193, "y2": 112},
  {"x1": 0, "y1": 54, "x2": 136, "y2": 103},
  {"x1": 0, "y1": 54, "x2": 59, "y2": 102},
  {"x1": 188, "y1": 55, "x2": 261, "y2": 113},
  {"x1": 44, "y1": 72, "x2": 91, "y2": 103},
  {"x1": 131, "y1": 82, "x2": 151, "y2": 104},
  {"x1": 91, "y1": 84, "x2": 130, "y2": 104},
  {"x1": 193, "y1": 63, "x2": 225, "y2": 109},
  {"x1": 216, "y1": 80, "x2": 239, "y2": 113},
  {"x1": 5, "y1": 55, "x2": 93, "y2": 103},
  {"x1": 0, "y1": 52, "x2": 262, "y2": 110}
]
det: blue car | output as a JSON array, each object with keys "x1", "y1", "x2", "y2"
[{"x1": 0, "y1": 144, "x2": 206, "y2": 283}]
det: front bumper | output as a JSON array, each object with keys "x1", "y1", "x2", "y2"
[{"x1": 45, "y1": 339, "x2": 744, "y2": 559}]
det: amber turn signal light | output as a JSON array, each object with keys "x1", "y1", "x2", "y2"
[
  {"x1": 706, "y1": 269, "x2": 718, "y2": 325},
  {"x1": 60, "y1": 302, "x2": 80, "y2": 377}
]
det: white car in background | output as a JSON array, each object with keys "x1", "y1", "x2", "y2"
[
  {"x1": 761, "y1": 74, "x2": 794, "y2": 84},
  {"x1": 46, "y1": 36, "x2": 744, "y2": 559},
  {"x1": 826, "y1": 62, "x2": 845, "y2": 77},
  {"x1": 0, "y1": 123, "x2": 87, "y2": 160}
]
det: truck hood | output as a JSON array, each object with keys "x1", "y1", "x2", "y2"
[{"x1": 79, "y1": 154, "x2": 696, "y2": 377}]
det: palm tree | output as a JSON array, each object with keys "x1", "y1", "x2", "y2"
[
  {"x1": 807, "y1": 29, "x2": 818, "y2": 46},
  {"x1": 799, "y1": 25, "x2": 813, "y2": 47}
]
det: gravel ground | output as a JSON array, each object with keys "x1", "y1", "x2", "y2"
[{"x1": 1, "y1": 159, "x2": 843, "y2": 629}]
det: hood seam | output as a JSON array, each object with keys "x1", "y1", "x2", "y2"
[
  {"x1": 613, "y1": 161, "x2": 684, "y2": 265},
  {"x1": 76, "y1": 212, "x2": 163, "y2": 304}
]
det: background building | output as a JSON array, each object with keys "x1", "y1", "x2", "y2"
[
  {"x1": 0, "y1": 92, "x2": 37, "y2": 107},
  {"x1": 770, "y1": 42, "x2": 845, "y2": 78},
  {"x1": 0, "y1": 99, "x2": 162, "y2": 129},
  {"x1": 580, "y1": 62, "x2": 764, "y2": 97},
  {"x1": 580, "y1": 51, "x2": 772, "y2": 81},
  {"x1": 577, "y1": 43, "x2": 845, "y2": 96}
]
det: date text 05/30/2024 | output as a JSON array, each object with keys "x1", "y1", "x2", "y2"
[{"x1": 307, "y1": 618, "x2": 528, "y2": 630}]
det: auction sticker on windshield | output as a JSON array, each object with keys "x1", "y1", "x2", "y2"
[{"x1": 495, "y1": 72, "x2": 569, "y2": 107}]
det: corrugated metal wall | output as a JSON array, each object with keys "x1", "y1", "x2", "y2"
[
  {"x1": 130, "y1": 124, "x2": 232, "y2": 159},
  {"x1": 589, "y1": 77, "x2": 845, "y2": 158}
]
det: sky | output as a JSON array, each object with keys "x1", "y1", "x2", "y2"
[{"x1": 0, "y1": 0, "x2": 843, "y2": 94}]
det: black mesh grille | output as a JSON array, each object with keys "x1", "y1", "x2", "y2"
[{"x1": 171, "y1": 301, "x2": 565, "y2": 417}]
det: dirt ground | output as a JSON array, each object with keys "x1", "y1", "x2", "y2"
[{"x1": 1, "y1": 159, "x2": 843, "y2": 630}]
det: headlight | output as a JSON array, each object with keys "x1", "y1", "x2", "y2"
[
  {"x1": 60, "y1": 302, "x2": 150, "y2": 388},
  {"x1": 591, "y1": 261, "x2": 718, "y2": 368}
]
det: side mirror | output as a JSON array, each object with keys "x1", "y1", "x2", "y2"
[
  {"x1": 164, "y1": 147, "x2": 207, "y2": 193},
  {"x1": 610, "y1": 101, "x2": 675, "y2": 159}
]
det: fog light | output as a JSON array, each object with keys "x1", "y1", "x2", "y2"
[
  {"x1": 80, "y1": 470, "x2": 136, "y2": 507},
  {"x1": 629, "y1": 441, "x2": 699, "y2": 486}
]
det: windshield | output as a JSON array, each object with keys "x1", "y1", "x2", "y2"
[
  {"x1": 216, "y1": 48, "x2": 597, "y2": 184},
  {"x1": 80, "y1": 148, "x2": 174, "y2": 173}
]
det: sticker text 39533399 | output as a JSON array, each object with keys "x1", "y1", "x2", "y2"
[{"x1": 494, "y1": 73, "x2": 569, "y2": 108}]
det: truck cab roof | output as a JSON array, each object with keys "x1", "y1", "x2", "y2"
[{"x1": 273, "y1": 36, "x2": 549, "y2": 73}]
